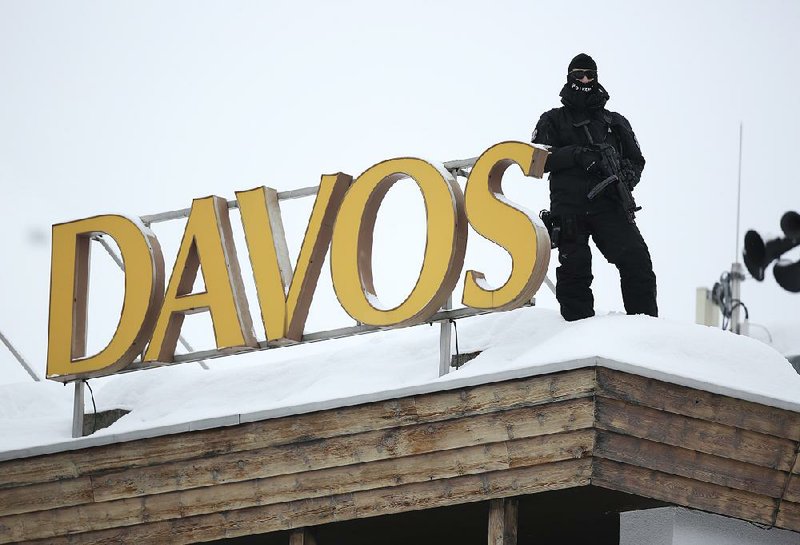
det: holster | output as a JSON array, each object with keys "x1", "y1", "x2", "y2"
[
  {"x1": 539, "y1": 210, "x2": 560, "y2": 249},
  {"x1": 539, "y1": 211, "x2": 582, "y2": 249}
]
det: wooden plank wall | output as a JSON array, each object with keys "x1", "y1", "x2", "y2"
[
  {"x1": 592, "y1": 368, "x2": 800, "y2": 532},
  {"x1": 0, "y1": 369, "x2": 596, "y2": 544}
]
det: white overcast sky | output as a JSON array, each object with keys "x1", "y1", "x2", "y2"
[{"x1": 1, "y1": 0, "x2": 799, "y2": 384}]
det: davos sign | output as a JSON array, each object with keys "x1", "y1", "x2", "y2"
[{"x1": 46, "y1": 142, "x2": 551, "y2": 382}]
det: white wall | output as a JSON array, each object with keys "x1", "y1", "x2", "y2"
[
  {"x1": 621, "y1": 507, "x2": 800, "y2": 545},
  {"x1": 620, "y1": 507, "x2": 674, "y2": 545}
]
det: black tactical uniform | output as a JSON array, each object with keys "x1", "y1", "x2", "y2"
[{"x1": 532, "y1": 53, "x2": 657, "y2": 321}]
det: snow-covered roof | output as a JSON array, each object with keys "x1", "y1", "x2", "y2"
[{"x1": 1, "y1": 307, "x2": 798, "y2": 461}]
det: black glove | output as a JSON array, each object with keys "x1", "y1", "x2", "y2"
[
  {"x1": 619, "y1": 158, "x2": 640, "y2": 189},
  {"x1": 574, "y1": 147, "x2": 601, "y2": 174}
]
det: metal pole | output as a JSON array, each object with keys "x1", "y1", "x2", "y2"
[
  {"x1": 730, "y1": 124, "x2": 746, "y2": 335},
  {"x1": 94, "y1": 235, "x2": 124, "y2": 270},
  {"x1": 543, "y1": 275, "x2": 556, "y2": 296},
  {"x1": 177, "y1": 336, "x2": 209, "y2": 369},
  {"x1": 735, "y1": 122, "x2": 743, "y2": 262},
  {"x1": 93, "y1": 235, "x2": 209, "y2": 370},
  {"x1": 0, "y1": 329, "x2": 40, "y2": 381},
  {"x1": 730, "y1": 262, "x2": 745, "y2": 334},
  {"x1": 71, "y1": 381, "x2": 85, "y2": 438},
  {"x1": 138, "y1": 157, "x2": 481, "y2": 226},
  {"x1": 437, "y1": 165, "x2": 466, "y2": 377},
  {"x1": 438, "y1": 295, "x2": 453, "y2": 377}
]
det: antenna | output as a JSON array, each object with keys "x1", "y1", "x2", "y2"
[
  {"x1": 735, "y1": 122, "x2": 743, "y2": 261},
  {"x1": 729, "y1": 122, "x2": 746, "y2": 334}
]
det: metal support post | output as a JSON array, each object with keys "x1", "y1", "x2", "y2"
[
  {"x1": 71, "y1": 381, "x2": 85, "y2": 438},
  {"x1": 437, "y1": 165, "x2": 465, "y2": 378},
  {"x1": 730, "y1": 262, "x2": 745, "y2": 334},
  {"x1": 438, "y1": 298, "x2": 453, "y2": 377}
]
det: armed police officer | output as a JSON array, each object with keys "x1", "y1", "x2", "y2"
[{"x1": 532, "y1": 53, "x2": 657, "y2": 321}]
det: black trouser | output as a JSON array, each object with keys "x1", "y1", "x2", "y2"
[{"x1": 555, "y1": 209, "x2": 657, "y2": 321}]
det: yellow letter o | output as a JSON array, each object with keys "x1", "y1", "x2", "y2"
[{"x1": 331, "y1": 158, "x2": 467, "y2": 327}]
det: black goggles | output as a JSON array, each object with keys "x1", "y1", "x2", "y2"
[{"x1": 569, "y1": 69, "x2": 597, "y2": 80}]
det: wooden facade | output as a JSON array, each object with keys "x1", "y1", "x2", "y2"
[{"x1": 1, "y1": 366, "x2": 799, "y2": 544}]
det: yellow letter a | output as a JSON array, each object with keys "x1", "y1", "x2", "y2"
[{"x1": 144, "y1": 196, "x2": 257, "y2": 362}]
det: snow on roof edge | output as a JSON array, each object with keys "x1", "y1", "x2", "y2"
[
  {"x1": 2, "y1": 355, "x2": 799, "y2": 463},
  {"x1": 596, "y1": 356, "x2": 800, "y2": 412}
]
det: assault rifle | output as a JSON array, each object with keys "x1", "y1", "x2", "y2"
[{"x1": 575, "y1": 121, "x2": 641, "y2": 224}]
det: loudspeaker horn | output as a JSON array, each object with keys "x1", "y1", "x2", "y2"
[
  {"x1": 743, "y1": 230, "x2": 800, "y2": 281},
  {"x1": 781, "y1": 211, "x2": 800, "y2": 240},
  {"x1": 774, "y1": 258, "x2": 800, "y2": 292}
]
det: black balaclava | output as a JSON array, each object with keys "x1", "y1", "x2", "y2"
[
  {"x1": 568, "y1": 53, "x2": 597, "y2": 73},
  {"x1": 560, "y1": 53, "x2": 609, "y2": 111}
]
